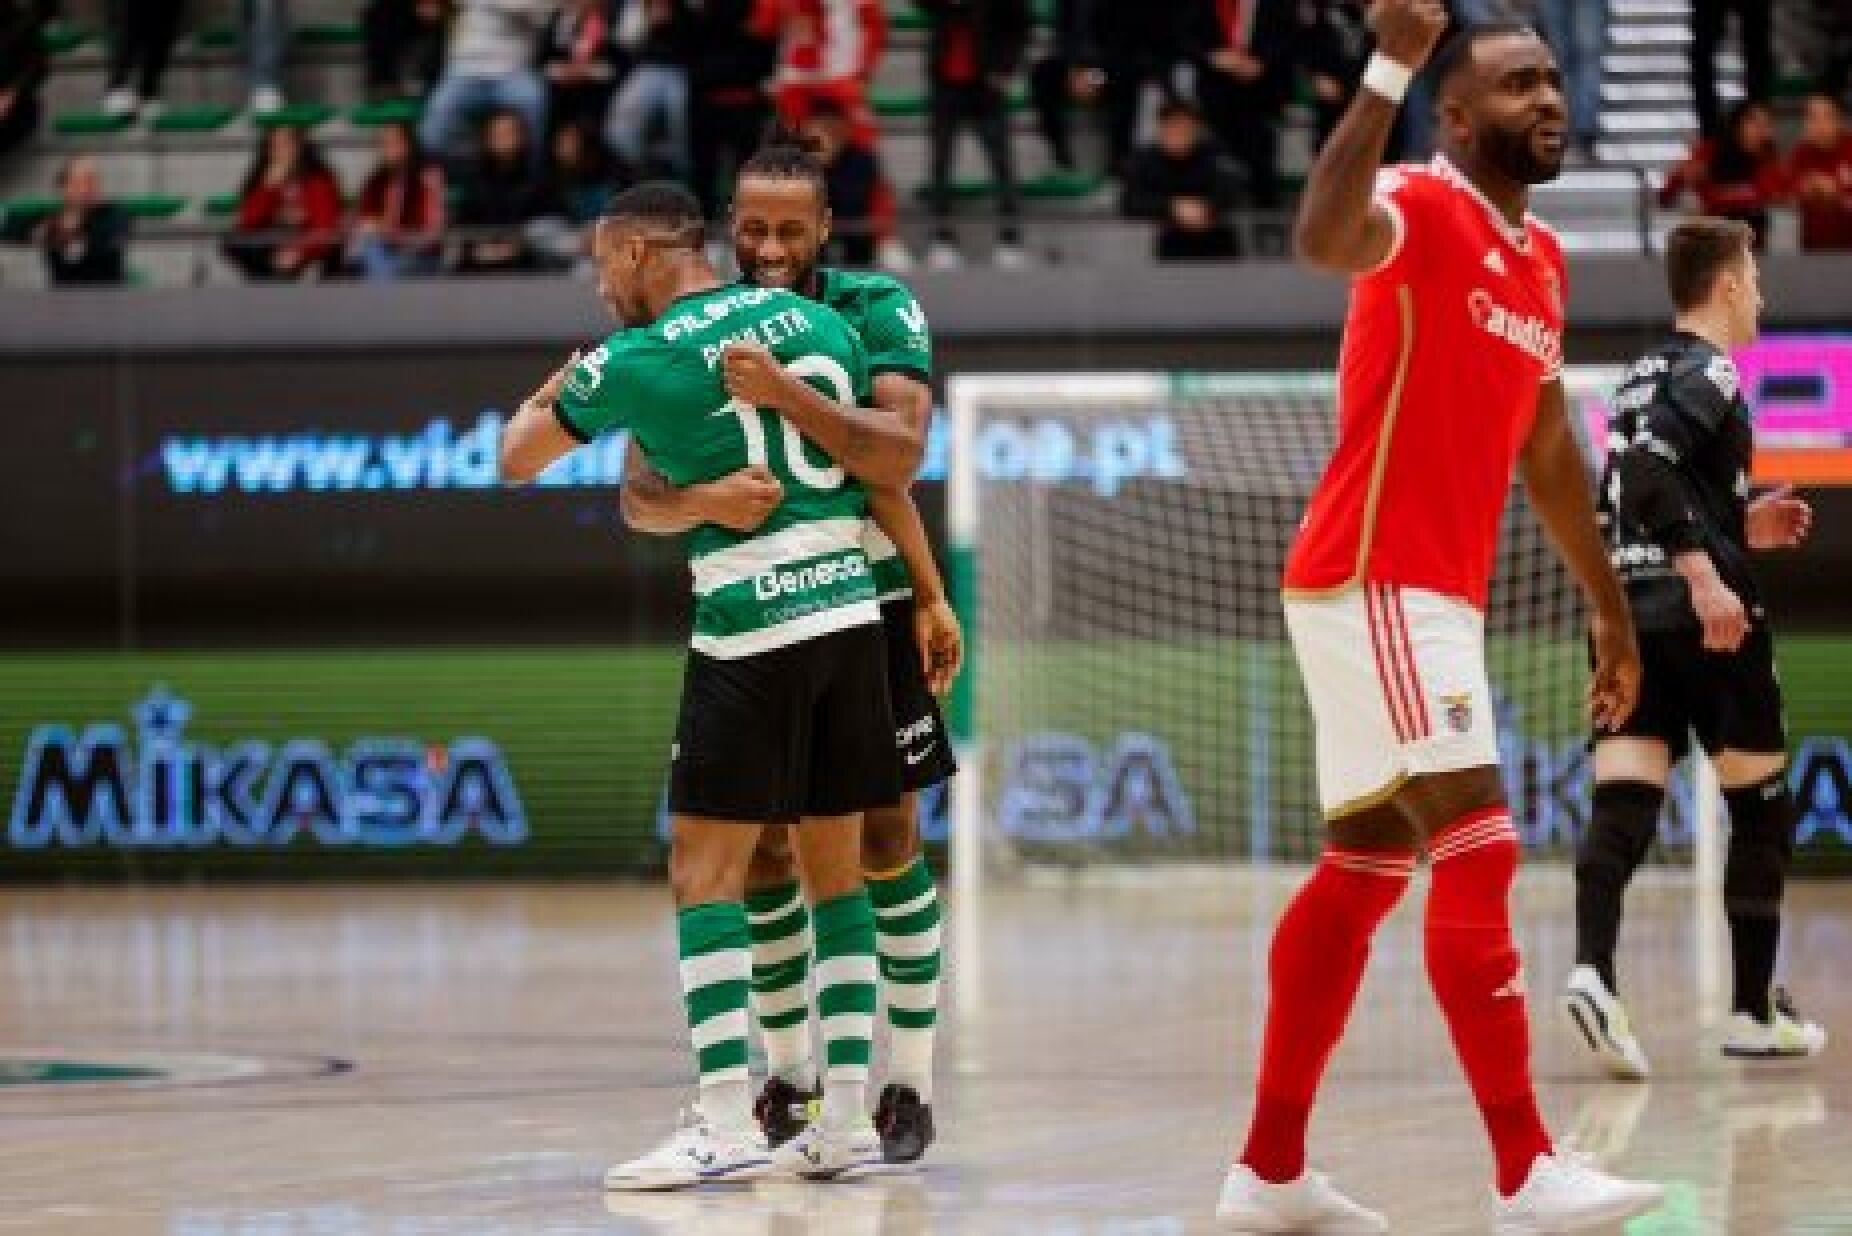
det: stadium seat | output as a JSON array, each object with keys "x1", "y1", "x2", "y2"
[
  {"x1": 40, "y1": 21, "x2": 92, "y2": 56},
  {"x1": 53, "y1": 110, "x2": 135, "y2": 137},
  {"x1": 295, "y1": 22, "x2": 363, "y2": 48},
  {"x1": 114, "y1": 194, "x2": 190, "y2": 220},
  {"x1": 204, "y1": 192, "x2": 241, "y2": 218},
  {"x1": 912, "y1": 169, "x2": 1105, "y2": 203},
  {"x1": 872, "y1": 85, "x2": 1028, "y2": 118},
  {"x1": 350, "y1": 99, "x2": 424, "y2": 128},
  {"x1": 0, "y1": 194, "x2": 61, "y2": 229},
  {"x1": 254, "y1": 103, "x2": 336, "y2": 130},
  {"x1": 195, "y1": 22, "x2": 240, "y2": 51},
  {"x1": 152, "y1": 106, "x2": 239, "y2": 135}
]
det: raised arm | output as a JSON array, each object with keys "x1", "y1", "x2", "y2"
[
  {"x1": 1293, "y1": 0, "x2": 1447, "y2": 273},
  {"x1": 1519, "y1": 379, "x2": 1641, "y2": 730},
  {"x1": 722, "y1": 344, "x2": 932, "y2": 489}
]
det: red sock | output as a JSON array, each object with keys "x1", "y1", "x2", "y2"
[
  {"x1": 1425, "y1": 808, "x2": 1553, "y2": 1197},
  {"x1": 1240, "y1": 846, "x2": 1413, "y2": 1183}
]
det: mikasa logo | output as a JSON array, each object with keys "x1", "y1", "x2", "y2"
[
  {"x1": 1466, "y1": 288, "x2": 1560, "y2": 371},
  {"x1": 752, "y1": 552, "x2": 869, "y2": 601}
]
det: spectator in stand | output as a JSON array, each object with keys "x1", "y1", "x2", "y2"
[
  {"x1": 1787, "y1": 92, "x2": 1852, "y2": 251},
  {"x1": 35, "y1": 156, "x2": 128, "y2": 285},
  {"x1": 1537, "y1": 0, "x2": 1607, "y2": 161},
  {"x1": 759, "y1": 0, "x2": 885, "y2": 150},
  {"x1": 244, "y1": 0, "x2": 293, "y2": 116},
  {"x1": 1691, "y1": 0, "x2": 1771, "y2": 138},
  {"x1": 1659, "y1": 100, "x2": 1784, "y2": 249},
  {"x1": 537, "y1": 0, "x2": 621, "y2": 137},
  {"x1": 421, "y1": 0, "x2": 549, "y2": 170},
  {"x1": 1120, "y1": 98, "x2": 1240, "y2": 260},
  {"x1": 1822, "y1": 0, "x2": 1851, "y2": 104},
  {"x1": 530, "y1": 116, "x2": 626, "y2": 265},
  {"x1": 0, "y1": 0, "x2": 44, "y2": 162},
  {"x1": 1299, "y1": 0, "x2": 1369, "y2": 152},
  {"x1": 1028, "y1": 0, "x2": 1103, "y2": 173},
  {"x1": 605, "y1": 0, "x2": 695, "y2": 177},
  {"x1": 799, "y1": 98, "x2": 886, "y2": 267},
  {"x1": 223, "y1": 124, "x2": 344, "y2": 280},
  {"x1": 363, "y1": 0, "x2": 450, "y2": 102},
  {"x1": 101, "y1": 0, "x2": 181, "y2": 119},
  {"x1": 455, "y1": 107, "x2": 547, "y2": 272},
  {"x1": 1091, "y1": 0, "x2": 1187, "y2": 176},
  {"x1": 687, "y1": 0, "x2": 776, "y2": 216},
  {"x1": 350, "y1": 119, "x2": 447, "y2": 279},
  {"x1": 920, "y1": 0, "x2": 1032, "y2": 270},
  {"x1": 1184, "y1": 0, "x2": 1295, "y2": 228}
]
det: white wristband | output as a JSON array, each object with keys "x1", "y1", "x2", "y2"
[{"x1": 1361, "y1": 53, "x2": 1413, "y2": 104}]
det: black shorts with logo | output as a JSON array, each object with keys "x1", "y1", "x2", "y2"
[
  {"x1": 882, "y1": 597, "x2": 959, "y2": 794},
  {"x1": 669, "y1": 619, "x2": 902, "y2": 820},
  {"x1": 1604, "y1": 622, "x2": 1787, "y2": 762}
]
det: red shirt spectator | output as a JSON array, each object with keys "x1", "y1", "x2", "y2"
[
  {"x1": 224, "y1": 125, "x2": 344, "y2": 280},
  {"x1": 1787, "y1": 93, "x2": 1852, "y2": 251},
  {"x1": 352, "y1": 119, "x2": 447, "y2": 277},
  {"x1": 754, "y1": 0, "x2": 885, "y2": 147},
  {"x1": 1659, "y1": 101, "x2": 1783, "y2": 249}
]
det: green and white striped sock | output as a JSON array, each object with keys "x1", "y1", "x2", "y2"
[
  {"x1": 868, "y1": 856, "x2": 942, "y2": 1101},
  {"x1": 746, "y1": 880, "x2": 815, "y2": 1088},
  {"x1": 811, "y1": 890, "x2": 878, "y2": 1127},
  {"x1": 677, "y1": 901, "x2": 753, "y2": 1131}
]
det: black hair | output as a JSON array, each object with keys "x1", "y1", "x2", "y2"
[
  {"x1": 1712, "y1": 99, "x2": 1772, "y2": 183},
  {"x1": 240, "y1": 123, "x2": 333, "y2": 198},
  {"x1": 737, "y1": 121, "x2": 830, "y2": 204},
  {"x1": 1429, "y1": 19, "x2": 1541, "y2": 98},
  {"x1": 1157, "y1": 98, "x2": 1202, "y2": 125},
  {"x1": 600, "y1": 180, "x2": 707, "y2": 246}
]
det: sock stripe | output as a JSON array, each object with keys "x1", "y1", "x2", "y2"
[
  {"x1": 754, "y1": 983, "x2": 810, "y2": 1018},
  {"x1": 696, "y1": 1040, "x2": 750, "y2": 1077},
  {"x1": 814, "y1": 953, "x2": 878, "y2": 988},
  {"x1": 874, "y1": 929, "x2": 940, "y2": 961},
  {"x1": 877, "y1": 904, "x2": 942, "y2": 938},
  {"x1": 681, "y1": 950, "x2": 747, "y2": 993},
  {"x1": 1431, "y1": 816, "x2": 1517, "y2": 864},
  {"x1": 884, "y1": 978, "x2": 938, "y2": 1011},
  {"x1": 687, "y1": 977, "x2": 751, "y2": 1026},
  {"x1": 746, "y1": 892, "x2": 806, "y2": 925},
  {"x1": 1327, "y1": 849, "x2": 1416, "y2": 877},
  {"x1": 691, "y1": 1008, "x2": 749, "y2": 1052},
  {"x1": 874, "y1": 887, "x2": 939, "y2": 919}
]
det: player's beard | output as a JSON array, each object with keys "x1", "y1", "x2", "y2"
[
  {"x1": 1479, "y1": 122, "x2": 1564, "y2": 186},
  {"x1": 739, "y1": 250, "x2": 819, "y2": 294}
]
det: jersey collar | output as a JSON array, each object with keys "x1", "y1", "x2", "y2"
[{"x1": 1430, "y1": 154, "x2": 1534, "y2": 253}]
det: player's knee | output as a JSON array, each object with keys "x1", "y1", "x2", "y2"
[
  {"x1": 1577, "y1": 780, "x2": 1665, "y2": 884},
  {"x1": 669, "y1": 839, "x2": 750, "y2": 906},
  {"x1": 861, "y1": 799, "x2": 920, "y2": 874},
  {"x1": 747, "y1": 825, "x2": 798, "y2": 891},
  {"x1": 1724, "y1": 771, "x2": 1795, "y2": 914},
  {"x1": 1426, "y1": 825, "x2": 1520, "y2": 926}
]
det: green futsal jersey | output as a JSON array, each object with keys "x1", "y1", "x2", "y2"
[
  {"x1": 813, "y1": 267, "x2": 933, "y2": 602},
  {"x1": 557, "y1": 283, "x2": 878, "y2": 659}
]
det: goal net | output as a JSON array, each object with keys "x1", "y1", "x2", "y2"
[{"x1": 945, "y1": 370, "x2": 1728, "y2": 1062}]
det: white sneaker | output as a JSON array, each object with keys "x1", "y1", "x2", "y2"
[
  {"x1": 1722, "y1": 988, "x2": 1827, "y2": 1059},
  {"x1": 1493, "y1": 1150, "x2": 1664, "y2": 1235},
  {"x1": 1214, "y1": 1164, "x2": 1387, "y2": 1233},
  {"x1": 992, "y1": 241, "x2": 1030, "y2": 270},
  {"x1": 1563, "y1": 964, "x2": 1650, "y2": 1081},
  {"x1": 876, "y1": 238, "x2": 916, "y2": 273},
  {"x1": 250, "y1": 86, "x2": 286, "y2": 116},
  {"x1": 772, "y1": 1118, "x2": 883, "y2": 1181},
  {"x1": 925, "y1": 240, "x2": 964, "y2": 271},
  {"x1": 603, "y1": 1111, "x2": 774, "y2": 1192},
  {"x1": 102, "y1": 87, "x2": 139, "y2": 117}
]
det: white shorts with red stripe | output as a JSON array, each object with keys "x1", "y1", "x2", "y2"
[{"x1": 1283, "y1": 581, "x2": 1499, "y2": 818}]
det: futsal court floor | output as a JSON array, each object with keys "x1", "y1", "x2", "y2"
[{"x1": 3, "y1": 874, "x2": 1846, "y2": 1235}]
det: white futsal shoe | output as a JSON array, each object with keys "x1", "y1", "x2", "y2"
[
  {"x1": 1492, "y1": 1150, "x2": 1665, "y2": 1234},
  {"x1": 604, "y1": 1110, "x2": 774, "y2": 1191},
  {"x1": 1215, "y1": 1164, "x2": 1388, "y2": 1232},
  {"x1": 1722, "y1": 988, "x2": 1828, "y2": 1059},
  {"x1": 772, "y1": 1116, "x2": 883, "y2": 1180},
  {"x1": 1563, "y1": 965, "x2": 1651, "y2": 1081}
]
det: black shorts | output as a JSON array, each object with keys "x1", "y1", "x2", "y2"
[
  {"x1": 882, "y1": 597, "x2": 959, "y2": 794},
  {"x1": 1604, "y1": 623, "x2": 1787, "y2": 762},
  {"x1": 669, "y1": 620, "x2": 902, "y2": 820}
]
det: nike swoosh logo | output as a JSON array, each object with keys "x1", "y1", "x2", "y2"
[{"x1": 905, "y1": 743, "x2": 936, "y2": 766}]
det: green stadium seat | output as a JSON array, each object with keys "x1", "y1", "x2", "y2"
[
  {"x1": 889, "y1": 6, "x2": 927, "y2": 32},
  {"x1": 115, "y1": 194, "x2": 190, "y2": 220},
  {"x1": 53, "y1": 110, "x2": 135, "y2": 136},
  {"x1": 204, "y1": 192, "x2": 242, "y2": 218},
  {"x1": 1, "y1": 194, "x2": 61, "y2": 229},
  {"x1": 1020, "y1": 169, "x2": 1106, "y2": 200},
  {"x1": 296, "y1": 21, "x2": 363, "y2": 47},
  {"x1": 40, "y1": 21, "x2": 92, "y2": 56},
  {"x1": 195, "y1": 22, "x2": 239, "y2": 50},
  {"x1": 350, "y1": 99, "x2": 424, "y2": 128},
  {"x1": 254, "y1": 103, "x2": 336, "y2": 130},
  {"x1": 152, "y1": 105, "x2": 238, "y2": 134},
  {"x1": 871, "y1": 85, "x2": 1028, "y2": 117}
]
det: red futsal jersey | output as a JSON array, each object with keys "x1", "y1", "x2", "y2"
[{"x1": 1283, "y1": 156, "x2": 1567, "y2": 610}]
